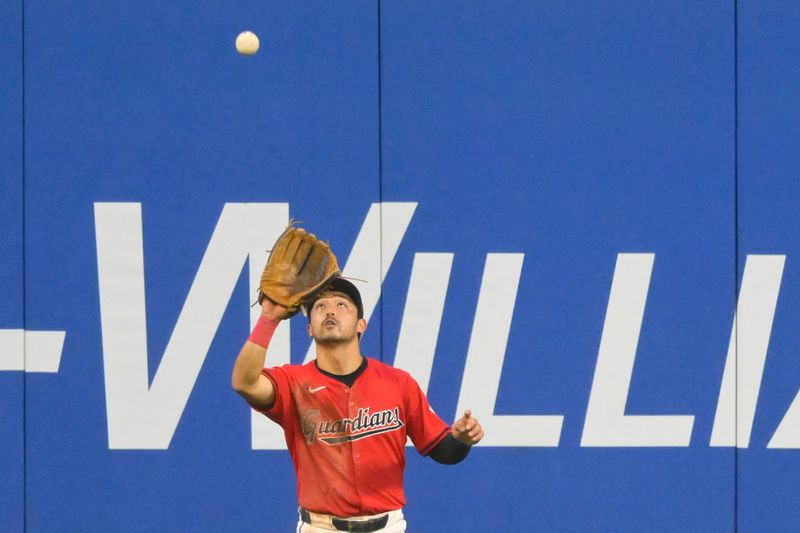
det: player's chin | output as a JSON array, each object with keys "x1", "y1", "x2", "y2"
[{"x1": 314, "y1": 333, "x2": 353, "y2": 345}]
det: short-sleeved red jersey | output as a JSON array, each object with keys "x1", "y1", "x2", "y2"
[{"x1": 250, "y1": 358, "x2": 450, "y2": 517}]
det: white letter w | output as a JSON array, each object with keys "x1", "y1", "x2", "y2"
[{"x1": 94, "y1": 202, "x2": 288, "y2": 449}]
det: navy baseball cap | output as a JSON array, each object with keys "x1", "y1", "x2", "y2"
[{"x1": 304, "y1": 277, "x2": 364, "y2": 320}]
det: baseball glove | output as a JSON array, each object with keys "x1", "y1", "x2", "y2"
[{"x1": 257, "y1": 223, "x2": 341, "y2": 317}]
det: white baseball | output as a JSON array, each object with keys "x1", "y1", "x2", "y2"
[{"x1": 236, "y1": 31, "x2": 260, "y2": 56}]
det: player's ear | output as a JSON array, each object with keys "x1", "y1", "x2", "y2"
[
  {"x1": 357, "y1": 318, "x2": 367, "y2": 334},
  {"x1": 307, "y1": 323, "x2": 313, "y2": 338}
]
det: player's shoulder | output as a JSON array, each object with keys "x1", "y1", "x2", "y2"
[{"x1": 365, "y1": 357, "x2": 415, "y2": 384}]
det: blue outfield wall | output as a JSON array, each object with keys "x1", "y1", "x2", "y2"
[
  {"x1": 382, "y1": 2, "x2": 735, "y2": 531},
  {"x1": 1, "y1": 0, "x2": 24, "y2": 531},
  {"x1": 737, "y1": 1, "x2": 800, "y2": 530},
  {"x1": 6, "y1": 0, "x2": 800, "y2": 531},
  {"x1": 23, "y1": 1, "x2": 378, "y2": 531}
]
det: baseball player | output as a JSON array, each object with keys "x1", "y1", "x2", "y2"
[{"x1": 232, "y1": 273, "x2": 484, "y2": 532}]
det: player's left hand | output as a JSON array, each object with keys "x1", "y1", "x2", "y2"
[{"x1": 451, "y1": 410, "x2": 484, "y2": 446}]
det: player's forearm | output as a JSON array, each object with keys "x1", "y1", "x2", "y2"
[
  {"x1": 231, "y1": 342, "x2": 268, "y2": 392},
  {"x1": 231, "y1": 315, "x2": 278, "y2": 392}
]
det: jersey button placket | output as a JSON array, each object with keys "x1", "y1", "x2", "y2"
[
  {"x1": 347, "y1": 388, "x2": 359, "y2": 461},
  {"x1": 345, "y1": 388, "x2": 355, "y2": 414},
  {"x1": 345, "y1": 387, "x2": 365, "y2": 508}
]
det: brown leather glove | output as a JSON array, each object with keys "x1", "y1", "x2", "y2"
[{"x1": 257, "y1": 224, "x2": 341, "y2": 317}]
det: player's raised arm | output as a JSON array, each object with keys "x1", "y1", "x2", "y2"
[
  {"x1": 231, "y1": 299, "x2": 288, "y2": 408},
  {"x1": 232, "y1": 223, "x2": 340, "y2": 410}
]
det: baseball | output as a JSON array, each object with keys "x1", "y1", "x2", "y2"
[{"x1": 236, "y1": 31, "x2": 260, "y2": 56}]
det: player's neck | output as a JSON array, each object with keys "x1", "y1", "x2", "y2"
[{"x1": 315, "y1": 342, "x2": 363, "y2": 375}]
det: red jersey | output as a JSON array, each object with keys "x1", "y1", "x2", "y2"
[{"x1": 250, "y1": 358, "x2": 450, "y2": 517}]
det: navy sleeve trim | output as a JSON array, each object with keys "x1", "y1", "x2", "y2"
[
  {"x1": 421, "y1": 427, "x2": 451, "y2": 456},
  {"x1": 428, "y1": 434, "x2": 471, "y2": 465}
]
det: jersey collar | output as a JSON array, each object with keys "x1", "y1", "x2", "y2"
[{"x1": 314, "y1": 356, "x2": 368, "y2": 388}]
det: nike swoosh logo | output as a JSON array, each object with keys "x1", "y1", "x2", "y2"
[{"x1": 308, "y1": 386, "x2": 327, "y2": 394}]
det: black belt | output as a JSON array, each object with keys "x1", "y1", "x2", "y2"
[{"x1": 300, "y1": 508, "x2": 389, "y2": 532}]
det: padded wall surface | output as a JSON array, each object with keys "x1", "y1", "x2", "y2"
[
  {"x1": 1, "y1": 0, "x2": 24, "y2": 531},
  {"x1": 24, "y1": 1, "x2": 377, "y2": 530},
  {"x1": 737, "y1": 1, "x2": 800, "y2": 530},
  {"x1": 380, "y1": 2, "x2": 735, "y2": 531}
]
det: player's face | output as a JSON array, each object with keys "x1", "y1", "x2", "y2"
[{"x1": 307, "y1": 293, "x2": 366, "y2": 345}]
